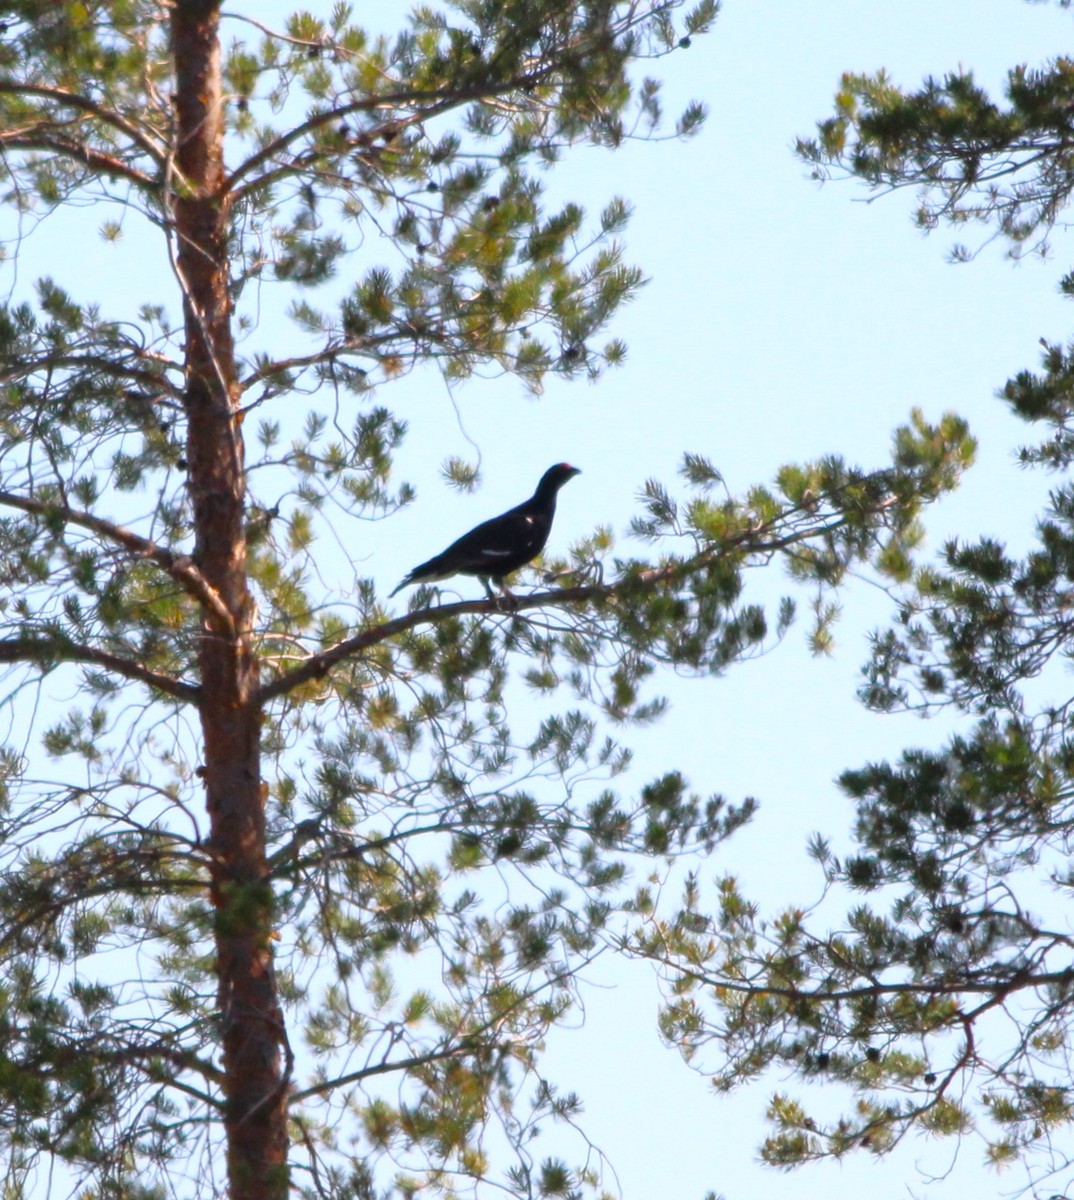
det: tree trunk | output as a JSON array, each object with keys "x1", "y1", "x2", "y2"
[{"x1": 171, "y1": 3, "x2": 288, "y2": 1196}]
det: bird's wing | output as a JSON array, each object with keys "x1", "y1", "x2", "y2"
[
  {"x1": 391, "y1": 489, "x2": 562, "y2": 594},
  {"x1": 436, "y1": 508, "x2": 547, "y2": 572}
]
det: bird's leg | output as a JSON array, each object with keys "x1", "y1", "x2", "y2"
[
  {"x1": 495, "y1": 578, "x2": 518, "y2": 611},
  {"x1": 480, "y1": 575, "x2": 517, "y2": 611}
]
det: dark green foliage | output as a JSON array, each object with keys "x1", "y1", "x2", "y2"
[
  {"x1": 633, "y1": 10, "x2": 1074, "y2": 1189},
  {"x1": 798, "y1": 56, "x2": 1074, "y2": 258}
]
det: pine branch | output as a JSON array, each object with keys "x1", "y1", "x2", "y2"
[
  {"x1": 256, "y1": 496, "x2": 879, "y2": 706},
  {"x1": 0, "y1": 491, "x2": 235, "y2": 637},
  {"x1": 254, "y1": 587, "x2": 586, "y2": 706},
  {"x1": 658, "y1": 956, "x2": 1074, "y2": 1005},
  {"x1": 0, "y1": 352, "x2": 183, "y2": 398},
  {"x1": 288, "y1": 960, "x2": 586, "y2": 1104},
  {"x1": 0, "y1": 635, "x2": 199, "y2": 703},
  {"x1": 288, "y1": 1041, "x2": 470, "y2": 1104},
  {"x1": 0, "y1": 133, "x2": 158, "y2": 192},
  {"x1": 239, "y1": 334, "x2": 402, "y2": 393},
  {"x1": 0, "y1": 80, "x2": 168, "y2": 167},
  {"x1": 225, "y1": 77, "x2": 545, "y2": 198},
  {"x1": 224, "y1": 3, "x2": 647, "y2": 202}
]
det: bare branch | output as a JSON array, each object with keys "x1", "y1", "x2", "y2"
[
  {"x1": 0, "y1": 80, "x2": 168, "y2": 166},
  {"x1": 0, "y1": 133, "x2": 158, "y2": 193},
  {"x1": 654, "y1": 954, "x2": 1074, "y2": 1006},
  {"x1": 0, "y1": 491, "x2": 236, "y2": 637},
  {"x1": 0, "y1": 635, "x2": 199, "y2": 703},
  {"x1": 288, "y1": 1041, "x2": 469, "y2": 1105},
  {"x1": 0, "y1": 352, "x2": 183, "y2": 399}
]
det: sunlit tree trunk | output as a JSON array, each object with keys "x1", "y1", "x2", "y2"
[{"x1": 171, "y1": 3, "x2": 288, "y2": 1196}]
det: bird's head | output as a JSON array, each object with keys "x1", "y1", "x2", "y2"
[{"x1": 539, "y1": 463, "x2": 582, "y2": 494}]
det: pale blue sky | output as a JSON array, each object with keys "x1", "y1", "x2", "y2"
[{"x1": 8, "y1": 2, "x2": 1074, "y2": 1198}]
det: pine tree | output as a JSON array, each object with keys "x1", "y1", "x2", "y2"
[
  {"x1": 0, "y1": 3, "x2": 970, "y2": 1198},
  {"x1": 634, "y1": 22, "x2": 1074, "y2": 1190}
]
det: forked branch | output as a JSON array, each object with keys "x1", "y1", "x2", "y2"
[
  {"x1": 0, "y1": 491, "x2": 235, "y2": 637},
  {"x1": 0, "y1": 635, "x2": 199, "y2": 703}
]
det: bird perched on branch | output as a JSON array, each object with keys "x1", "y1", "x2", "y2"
[{"x1": 390, "y1": 463, "x2": 581, "y2": 600}]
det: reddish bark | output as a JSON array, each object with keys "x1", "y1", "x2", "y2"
[{"x1": 170, "y1": 3, "x2": 288, "y2": 1197}]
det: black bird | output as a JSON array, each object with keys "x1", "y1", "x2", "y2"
[{"x1": 390, "y1": 463, "x2": 581, "y2": 600}]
